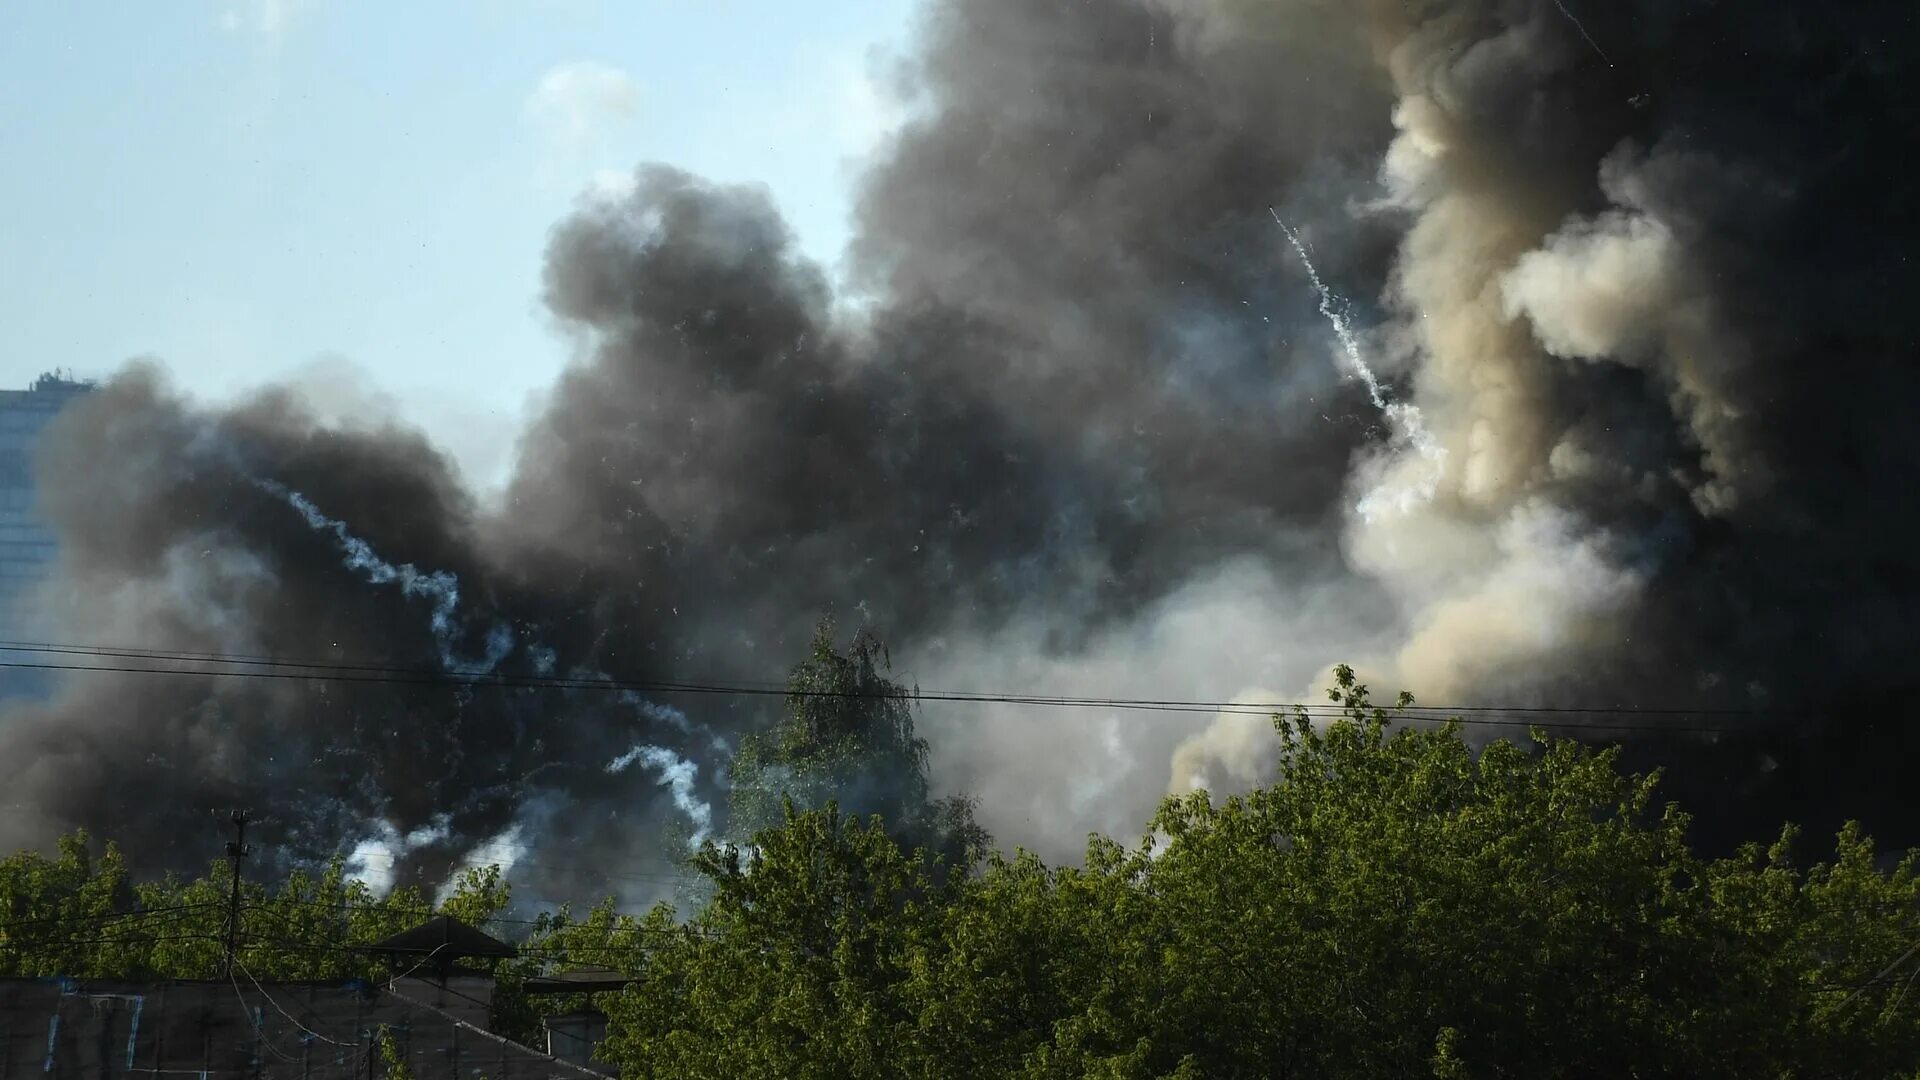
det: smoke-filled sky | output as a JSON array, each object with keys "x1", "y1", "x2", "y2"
[
  {"x1": 0, "y1": 0, "x2": 911, "y2": 490},
  {"x1": 1, "y1": 0, "x2": 1916, "y2": 900}
]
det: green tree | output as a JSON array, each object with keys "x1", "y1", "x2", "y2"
[
  {"x1": 0, "y1": 838, "x2": 513, "y2": 983},
  {"x1": 17, "y1": 666, "x2": 1920, "y2": 1079},
  {"x1": 599, "y1": 803, "x2": 958, "y2": 1079},
  {"x1": 726, "y1": 619, "x2": 987, "y2": 868},
  {"x1": 589, "y1": 666, "x2": 1920, "y2": 1079},
  {"x1": 375, "y1": 1026, "x2": 415, "y2": 1079},
  {"x1": 490, "y1": 896, "x2": 661, "y2": 1052}
]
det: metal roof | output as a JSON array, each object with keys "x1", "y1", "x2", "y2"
[
  {"x1": 523, "y1": 966, "x2": 636, "y2": 995},
  {"x1": 364, "y1": 915, "x2": 517, "y2": 960}
]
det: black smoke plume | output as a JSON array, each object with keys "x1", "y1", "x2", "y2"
[{"x1": 1, "y1": 0, "x2": 1914, "y2": 889}]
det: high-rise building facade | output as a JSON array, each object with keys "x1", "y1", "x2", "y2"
[{"x1": 0, "y1": 372, "x2": 93, "y2": 694}]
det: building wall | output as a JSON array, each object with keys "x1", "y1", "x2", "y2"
[
  {"x1": 0, "y1": 373, "x2": 91, "y2": 699},
  {"x1": 0, "y1": 978, "x2": 602, "y2": 1079},
  {"x1": 545, "y1": 1011, "x2": 613, "y2": 1075}
]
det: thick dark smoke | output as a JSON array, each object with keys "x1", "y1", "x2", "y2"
[{"x1": 1, "y1": 0, "x2": 1914, "y2": 889}]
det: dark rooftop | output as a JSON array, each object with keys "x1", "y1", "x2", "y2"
[
  {"x1": 0, "y1": 977, "x2": 600, "y2": 1078},
  {"x1": 364, "y1": 915, "x2": 517, "y2": 961}
]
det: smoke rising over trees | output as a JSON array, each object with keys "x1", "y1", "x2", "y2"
[
  {"x1": 0, "y1": 0, "x2": 1914, "y2": 884},
  {"x1": 590, "y1": 676, "x2": 1920, "y2": 1078},
  {"x1": 16, "y1": 675, "x2": 1920, "y2": 1076}
]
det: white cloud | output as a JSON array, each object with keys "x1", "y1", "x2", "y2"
[{"x1": 525, "y1": 61, "x2": 640, "y2": 150}]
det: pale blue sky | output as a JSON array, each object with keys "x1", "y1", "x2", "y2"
[{"x1": 0, "y1": 0, "x2": 911, "y2": 487}]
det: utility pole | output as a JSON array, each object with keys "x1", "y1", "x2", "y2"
[{"x1": 224, "y1": 810, "x2": 251, "y2": 977}]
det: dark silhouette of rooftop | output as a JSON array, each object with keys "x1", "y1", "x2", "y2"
[
  {"x1": 0, "y1": 976, "x2": 599, "y2": 1078},
  {"x1": 364, "y1": 915, "x2": 517, "y2": 963}
]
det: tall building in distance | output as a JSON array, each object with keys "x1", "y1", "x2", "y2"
[{"x1": 0, "y1": 372, "x2": 93, "y2": 694}]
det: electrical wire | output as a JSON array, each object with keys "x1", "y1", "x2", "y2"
[
  {"x1": 341, "y1": 851, "x2": 693, "y2": 891},
  {"x1": 15, "y1": 915, "x2": 1920, "y2": 1003},
  {"x1": 229, "y1": 968, "x2": 301, "y2": 1064},
  {"x1": 0, "y1": 637, "x2": 788, "y2": 693},
  {"x1": 242, "y1": 897, "x2": 633, "y2": 930},
  {"x1": 0, "y1": 901, "x2": 224, "y2": 934},
  {"x1": 0, "y1": 640, "x2": 1793, "y2": 733}
]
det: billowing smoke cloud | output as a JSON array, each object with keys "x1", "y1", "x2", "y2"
[
  {"x1": 1153, "y1": 0, "x2": 1919, "y2": 843},
  {"x1": 1, "y1": 0, "x2": 1914, "y2": 887}
]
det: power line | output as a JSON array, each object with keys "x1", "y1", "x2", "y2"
[
  {"x1": 341, "y1": 851, "x2": 693, "y2": 890},
  {"x1": 2, "y1": 922, "x2": 702, "y2": 971},
  {"x1": 56, "y1": 919, "x2": 1920, "y2": 1002},
  {"x1": 228, "y1": 968, "x2": 302, "y2": 1065},
  {"x1": 240, "y1": 898, "x2": 696, "y2": 937},
  {"x1": 0, "y1": 638, "x2": 1756, "y2": 714},
  {"x1": 0, "y1": 641, "x2": 1791, "y2": 733},
  {"x1": 165, "y1": 920, "x2": 1920, "y2": 996},
  {"x1": 245, "y1": 897, "x2": 567, "y2": 927},
  {"x1": 0, "y1": 639, "x2": 792, "y2": 691},
  {"x1": 0, "y1": 932, "x2": 227, "y2": 948},
  {"x1": 0, "y1": 902, "x2": 224, "y2": 934}
]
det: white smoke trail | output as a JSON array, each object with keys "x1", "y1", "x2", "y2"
[
  {"x1": 437, "y1": 825, "x2": 529, "y2": 903},
  {"x1": 1269, "y1": 209, "x2": 1445, "y2": 519},
  {"x1": 265, "y1": 477, "x2": 724, "y2": 858},
  {"x1": 608, "y1": 744, "x2": 713, "y2": 846},
  {"x1": 616, "y1": 691, "x2": 730, "y2": 753},
  {"x1": 255, "y1": 479, "x2": 514, "y2": 672},
  {"x1": 345, "y1": 835, "x2": 400, "y2": 895},
  {"x1": 267, "y1": 484, "x2": 720, "y2": 755},
  {"x1": 344, "y1": 815, "x2": 454, "y2": 896}
]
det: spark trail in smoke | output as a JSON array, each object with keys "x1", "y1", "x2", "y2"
[
  {"x1": 1269, "y1": 209, "x2": 1444, "y2": 518},
  {"x1": 1549, "y1": 0, "x2": 1614, "y2": 68}
]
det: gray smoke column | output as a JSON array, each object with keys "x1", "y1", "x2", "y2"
[
  {"x1": 1151, "y1": 0, "x2": 1920, "y2": 842},
  {"x1": 0, "y1": 369, "x2": 714, "y2": 891},
  {"x1": 1, "y1": 0, "x2": 1914, "y2": 881},
  {"x1": 853, "y1": 0, "x2": 1919, "y2": 852}
]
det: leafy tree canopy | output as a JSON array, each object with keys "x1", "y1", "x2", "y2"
[
  {"x1": 13, "y1": 666, "x2": 1920, "y2": 1079},
  {"x1": 588, "y1": 667, "x2": 1920, "y2": 1079},
  {"x1": 0, "y1": 837, "x2": 512, "y2": 983},
  {"x1": 725, "y1": 618, "x2": 987, "y2": 867}
]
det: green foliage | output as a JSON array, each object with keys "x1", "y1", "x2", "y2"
[
  {"x1": 14, "y1": 664, "x2": 1920, "y2": 1078},
  {"x1": 375, "y1": 1026, "x2": 414, "y2": 1079},
  {"x1": 727, "y1": 618, "x2": 987, "y2": 868},
  {"x1": 599, "y1": 804, "x2": 958, "y2": 1079},
  {"x1": 0, "y1": 838, "x2": 513, "y2": 982},
  {"x1": 728, "y1": 619, "x2": 926, "y2": 835},
  {"x1": 437, "y1": 864, "x2": 511, "y2": 929},
  {"x1": 590, "y1": 665, "x2": 1920, "y2": 1079},
  {"x1": 490, "y1": 896, "x2": 662, "y2": 1050}
]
